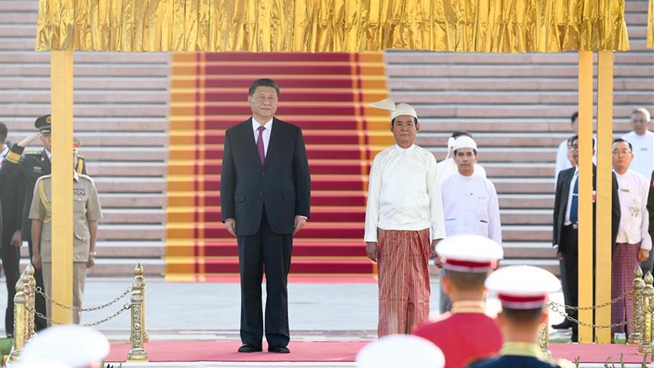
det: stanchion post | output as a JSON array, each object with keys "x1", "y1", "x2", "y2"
[
  {"x1": 638, "y1": 272, "x2": 653, "y2": 354},
  {"x1": 26, "y1": 264, "x2": 36, "y2": 338},
  {"x1": 630, "y1": 266, "x2": 645, "y2": 345},
  {"x1": 7, "y1": 275, "x2": 26, "y2": 364},
  {"x1": 539, "y1": 299, "x2": 550, "y2": 357},
  {"x1": 127, "y1": 264, "x2": 148, "y2": 362},
  {"x1": 134, "y1": 263, "x2": 149, "y2": 342}
]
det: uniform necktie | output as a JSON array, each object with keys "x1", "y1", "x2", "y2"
[
  {"x1": 570, "y1": 175, "x2": 579, "y2": 224},
  {"x1": 257, "y1": 126, "x2": 266, "y2": 164}
]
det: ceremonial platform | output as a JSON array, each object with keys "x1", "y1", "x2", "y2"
[{"x1": 2, "y1": 278, "x2": 640, "y2": 368}]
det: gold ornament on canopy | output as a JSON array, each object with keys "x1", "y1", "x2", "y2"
[{"x1": 36, "y1": 0, "x2": 630, "y2": 53}]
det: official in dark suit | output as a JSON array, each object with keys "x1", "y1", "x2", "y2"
[
  {"x1": 0, "y1": 122, "x2": 23, "y2": 337},
  {"x1": 220, "y1": 79, "x2": 311, "y2": 354},
  {"x1": 0, "y1": 115, "x2": 87, "y2": 331},
  {"x1": 552, "y1": 135, "x2": 620, "y2": 342}
]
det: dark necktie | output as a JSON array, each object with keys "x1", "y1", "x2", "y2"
[
  {"x1": 570, "y1": 175, "x2": 579, "y2": 223},
  {"x1": 257, "y1": 126, "x2": 266, "y2": 164}
]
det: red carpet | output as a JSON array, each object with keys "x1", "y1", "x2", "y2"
[
  {"x1": 166, "y1": 52, "x2": 393, "y2": 280},
  {"x1": 105, "y1": 341, "x2": 649, "y2": 364}
]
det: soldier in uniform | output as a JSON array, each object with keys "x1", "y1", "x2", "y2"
[
  {"x1": 0, "y1": 114, "x2": 87, "y2": 330},
  {"x1": 467, "y1": 266, "x2": 574, "y2": 368},
  {"x1": 29, "y1": 141, "x2": 102, "y2": 325},
  {"x1": 0, "y1": 122, "x2": 23, "y2": 337},
  {"x1": 413, "y1": 234, "x2": 504, "y2": 368}
]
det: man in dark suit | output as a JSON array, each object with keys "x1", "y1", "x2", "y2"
[
  {"x1": 0, "y1": 122, "x2": 23, "y2": 337},
  {"x1": 0, "y1": 115, "x2": 87, "y2": 331},
  {"x1": 553, "y1": 135, "x2": 620, "y2": 342},
  {"x1": 221, "y1": 79, "x2": 311, "y2": 354}
]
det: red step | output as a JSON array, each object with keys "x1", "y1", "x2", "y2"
[
  {"x1": 174, "y1": 161, "x2": 370, "y2": 176},
  {"x1": 201, "y1": 90, "x2": 359, "y2": 103},
  {"x1": 200, "y1": 116, "x2": 364, "y2": 130},
  {"x1": 203, "y1": 53, "x2": 353, "y2": 63},
  {"x1": 201, "y1": 76, "x2": 357, "y2": 89},
  {"x1": 178, "y1": 241, "x2": 366, "y2": 257},
  {"x1": 202, "y1": 64, "x2": 353, "y2": 76},
  {"x1": 201, "y1": 104, "x2": 356, "y2": 117},
  {"x1": 170, "y1": 208, "x2": 365, "y2": 223},
  {"x1": 196, "y1": 258, "x2": 374, "y2": 275},
  {"x1": 176, "y1": 146, "x2": 365, "y2": 160},
  {"x1": 171, "y1": 176, "x2": 366, "y2": 192},
  {"x1": 178, "y1": 131, "x2": 365, "y2": 146},
  {"x1": 174, "y1": 224, "x2": 364, "y2": 239},
  {"x1": 173, "y1": 192, "x2": 366, "y2": 207}
]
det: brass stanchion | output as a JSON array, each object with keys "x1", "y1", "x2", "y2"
[
  {"x1": 134, "y1": 263, "x2": 149, "y2": 343},
  {"x1": 25, "y1": 264, "x2": 36, "y2": 338},
  {"x1": 539, "y1": 299, "x2": 550, "y2": 357},
  {"x1": 7, "y1": 275, "x2": 27, "y2": 364},
  {"x1": 629, "y1": 266, "x2": 645, "y2": 345},
  {"x1": 127, "y1": 264, "x2": 148, "y2": 362},
  {"x1": 638, "y1": 272, "x2": 653, "y2": 354}
]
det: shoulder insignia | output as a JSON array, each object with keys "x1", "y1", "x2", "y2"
[{"x1": 79, "y1": 173, "x2": 95, "y2": 184}]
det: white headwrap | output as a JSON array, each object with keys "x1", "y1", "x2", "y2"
[
  {"x1": 453, "y1": 136, "x2": 478, "y2": 152},
  {"x1": 369, "y1": 98, "x2": 418, "y2": 120}
]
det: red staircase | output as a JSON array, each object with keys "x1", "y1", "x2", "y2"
[{"x1": 165, "y1": 52, "x2": 392, "y2": 281}]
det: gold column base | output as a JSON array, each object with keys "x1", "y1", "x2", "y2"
[
  {"x1": 629, "y1": 333, "x2": 643, "y2": 346},
  {"x1": 638, "y1": 343, "x2": 653, "y2": 355},
  {"x1": 127, "y1": 348, "x2": 149, "y2": 362}
]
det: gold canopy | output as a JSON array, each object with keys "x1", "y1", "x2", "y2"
[{"x1": 36, "y1": 0, "x2": 630, "y2": 53}]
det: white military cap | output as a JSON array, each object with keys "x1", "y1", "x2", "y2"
[
  {"x1": 453, "y1": 136, "x2": 477, "y2": 152},
  {"x1": 485, "y1": 265, "x2": 561, "y2": 309},
  {"x1": 20, "y1": 325, "x2": 110, "y2": 368},
  {"x1": 436, "y1": 234, "x2": 503, "y2": 272},
  {"x1": 369, "y1": 98, "x2": 418, "y2": 120},
  {"x1": 356, "y1": 334, "x2": 445, "y2": 368}
]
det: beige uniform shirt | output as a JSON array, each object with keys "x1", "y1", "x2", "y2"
[{"x1": 29, "y1": 172, "x2": 103, "y2": 262}]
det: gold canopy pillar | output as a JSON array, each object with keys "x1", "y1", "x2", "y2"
[{"x1": 50, "y1": 50, "x2": 74, "y2": 325}]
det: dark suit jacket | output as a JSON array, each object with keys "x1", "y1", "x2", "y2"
[
  {"x1": 220, "y1": 117, "x2": 311, "y2": 236},
  {"x1": 552, "y1": 165, "x2": 620, "y2": 254},
  {"x1": 0, "y1": 157, "x2": 24, "y2": 245}
]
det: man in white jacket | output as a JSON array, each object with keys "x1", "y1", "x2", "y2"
[
  {"x1": 439, "y1": 136, "x2": 502, "y2": 313},
  {"x1": 364, "y1": 99, "x2": 446, "y2": 337},
  {"x1": 611, "y1": 138, "x2": 650, "y2": 340}
]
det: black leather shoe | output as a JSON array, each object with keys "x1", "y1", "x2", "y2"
[
  {"x1": 268, "y1": 346, "x2": 290, "y2": 353},
  {"x1": 238, "y1": 344, "x2": 262, "y2": 353},
  {"x1": 551, "y1": 319, "x2": 572, "y2": 330}
]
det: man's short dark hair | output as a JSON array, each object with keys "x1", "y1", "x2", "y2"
[
  {"x1": 613, "y1": 138, "x2": 633, "y2": 152},
  {"x1": 0, "y1": 122, "x2": 7, "y2": 142},
  {"x1": 571, "y1": 112, "x2": 579, "y2": 123},
  {"x1": 502, "y1": 307, "x2": 544, "y2": 325},
  {"x1": 570, "y1": 134, "x2": 595, "y2": 147},
  {"x1": 391, "y1": 116, "x2": 418, "y2": 127},
  {"x1": 451, "y1": 130, "x2": 472, "y2": 139},
  {"x1": 442, "y1": 268, "x2": 487, "y2": 292},
  {"x1": 249, "y1": 78, "x2": 280, "y2": 97}
]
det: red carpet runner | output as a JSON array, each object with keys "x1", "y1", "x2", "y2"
[
  {"x1": 105, "y1": 341, "x2": 649, "y2": 364},
  {"x1": 165, "y1": 53, "x2": 393, "y2": 281}
]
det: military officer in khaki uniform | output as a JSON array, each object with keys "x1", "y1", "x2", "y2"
[
  {"x1": 29, "y1": 142, "x2": 102, "y2": 325},
  {"x1": 1, "y1": 114, "x2": 88, "y2": 330}
]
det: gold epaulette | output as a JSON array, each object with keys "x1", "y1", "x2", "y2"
[
  {"x1": 38, "y1": 177, "x2": 52, "y2": 224},
  {"x1": 76, "y1": 156, "x2": 86, "y2": 174}
]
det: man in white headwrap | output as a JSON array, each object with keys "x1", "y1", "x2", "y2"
[
  {"x1": 364, "y1": 99, "x2": 446, "y2": 336},
  {"x1": 437, "y1": 130, "x2": 486, "y2": 187},
  {"x1": 438, "y1": 136, "x2": 502, "y2": 313}
]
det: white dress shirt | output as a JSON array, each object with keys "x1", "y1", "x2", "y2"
[
  {"x1": 622, "y1": 131, "x2": 654, "y2": 179},
  {"x1": 436, "y1": 157, "x2": 486, "y2": 187},
  {"x1": 555, "y1": 140, "x2": 573, "y2": 182},
  {"x1": 441, "y1": 173, "x2": 502, "y2": 244},
  {"x1": 364, "y1": 144, "x2": 446, "y2": 242},
  {"x1": 564, "y1": 169, "x2": 579, "y2": 226},
  {"x1": 615, "y1": 169, "x2": 652, "y2": 250},
  {"x1": 252, "y1": 118, "x2": 273, "y2": 156}
]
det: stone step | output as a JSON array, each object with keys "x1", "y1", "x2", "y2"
[
  {"x1": 0, "y1": 90, "x2": 170, "y2": 104},
  {"x1": 387, "y1": 64, "x2": 654, "y2": 78},
  {"x1": 502, "y1": 242, "x2": 556, "y2": 259},
  {"x1": 391, "y1": 90, "x2": 654, "y2": 105},
  {"x1": 499, "y1": 194, "x2": 553, "y2": 209},
  {"x1": 0, "y1": 64, "x2": 169, "y2": 77},
  {"x1": 416, "y1": 119, "x2": 633, "y2": 133},
  {"x1": 99, "y1": 193, "x2": 166, "y2": 208},
  {"x1": 389, "y1": 77, "x2": 650, "y2": 94},
  {"x1": 19, "y1": 241, "x2": 165, "y2": 259},
  {"x1": 2, "y1": 118, "x2": 169, "y2": 132},
  {"x1": 0, "y1": 76, "x2": 170, "y2": 91},
  {"x1": 0, "y1": 51, "x2": 170, "y2": 64},
  {"x1": 17, "y1": 258, "x2": 164, "y2": 277},
  {"x1": 96, "y1": 224, "x2": 165, "y2": 241}
]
